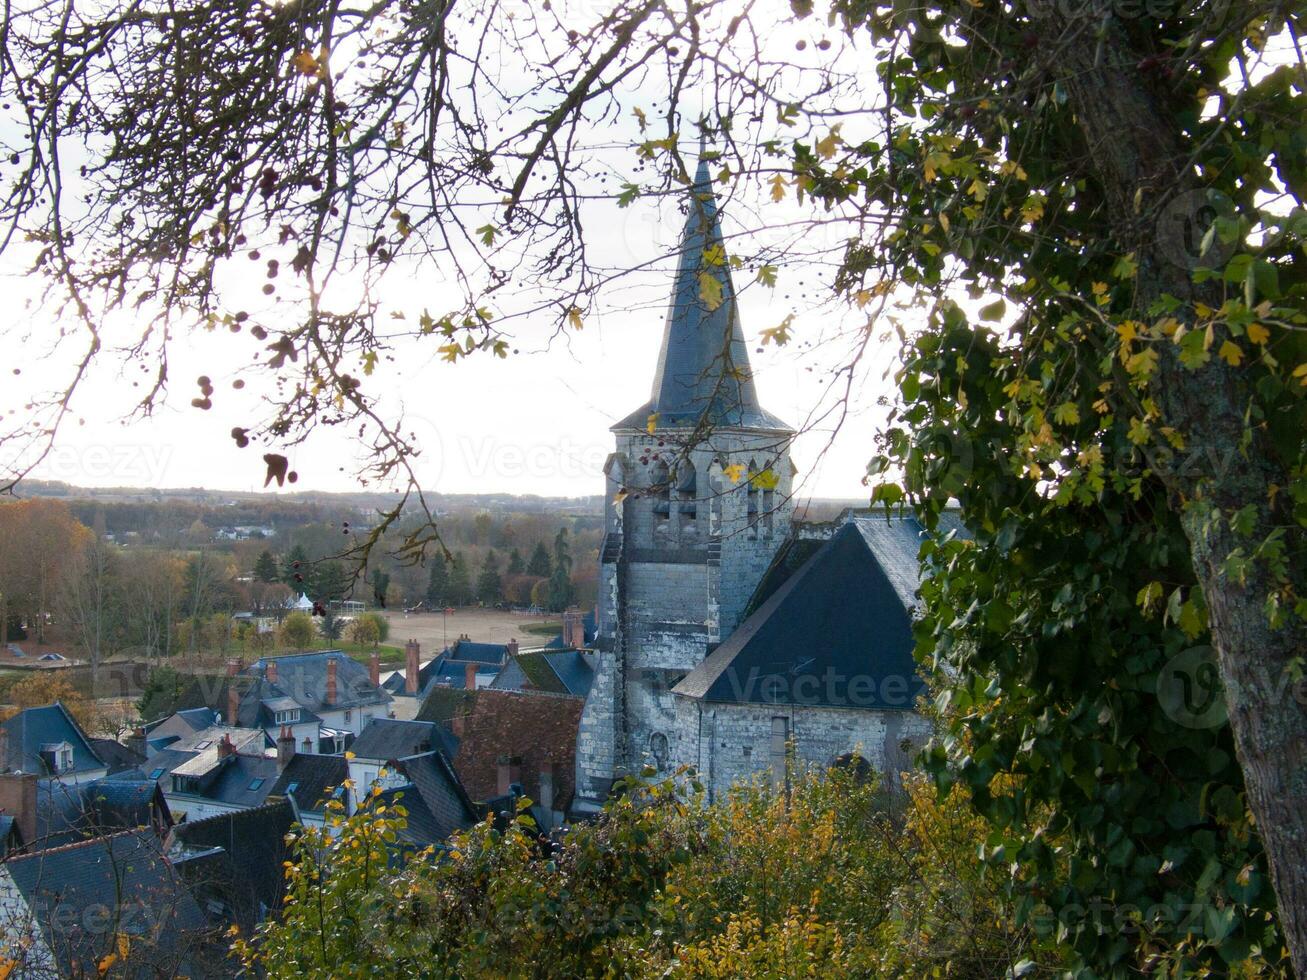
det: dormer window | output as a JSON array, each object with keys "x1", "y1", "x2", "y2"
[
  {"x1": 275, "y1": 708, "x2": 299, "y2": 725},
  {"x1": 58, "y1": 747, "x2": 72, "y2": 772}
]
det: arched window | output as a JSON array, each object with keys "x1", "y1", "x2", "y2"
[
  {"x1": 649, "y1": 731, "x2": 670, "y2": 770},
  {"x1": 651, "y1": 460, "x2": 670, "y2": 520},
  {"x1": 675, "y1": 461, "x2": 697, "y2": 528}
]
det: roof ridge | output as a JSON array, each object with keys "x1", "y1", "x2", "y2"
[
  {"x1": 173, "y1": 798, "x2": 291, "y2": 831},
  {"x1": 5, "y1": 827, "x2": 147, "y2": 860}
]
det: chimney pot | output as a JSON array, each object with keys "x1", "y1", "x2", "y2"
[
  {"x1": 226, "y1": 684, "x2": 240, "y2": 727},
  {"x1": 277, "y1": 725, "x2": 296, "y2": 770},
  {"x1": 506, "y1": 638, "x2": 519, "y2": 661},
  {"x1": 325, "y1": 657, "x2": 338, "y2": 706},
  {"x1": 368, "y1": 649, "x2": 381, "y2": 688},
  {"x1": 405, "y1": 640, "x2": 420, "y2": 695},
  {"x1": 464, "y1": 662, "x2": 478, "y2": 690},
  {"x1": 265, "y1": 659, "x2": 278, "y2": 685},
  {"x1": 217, "y1": 734, "x2": 236, "y2": 759}
]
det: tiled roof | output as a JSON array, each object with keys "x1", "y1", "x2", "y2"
[
  {"x1": 416, "y1": 688, "x2": 583, "y2": 811},
  {"x1": 1, "y1": 702, "x2": 104, "y2": 775},
  {"x1": 4, "y1": 830, "x2": 208, "y2": 977},
  {"x1": 267, "y1": 753, "x2": 349, "y2": 813},
  {"x1": 673, "y1": 517, "x2": 931, "y2": 710},
  {"x1": 612, "y1": 151, "x2": 790, "y2": 434}
]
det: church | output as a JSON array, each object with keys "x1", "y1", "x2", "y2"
[{"x1": 572, "y1": 149, "x2": 941, "y2": 810}]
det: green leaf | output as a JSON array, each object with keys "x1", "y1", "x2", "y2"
[{"x1": 978, "y1": 298, "x2": 1006, "y2": 322}]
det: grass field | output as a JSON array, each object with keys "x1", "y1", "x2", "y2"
[{"x1": 380, "y1": 608, "x2": 560, "y2": 652}]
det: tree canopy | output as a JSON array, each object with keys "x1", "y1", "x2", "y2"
[{"x1": 2, "y1": 0, "x2": 1305, "y2": 972}]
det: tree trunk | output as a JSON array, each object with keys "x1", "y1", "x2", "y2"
[{"x1": 1034, "y1": 10, "x2": 1307, "y2": 973}]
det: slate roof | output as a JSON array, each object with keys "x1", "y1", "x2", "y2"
[
  {"x1": 245, "y1": 650, "x2": 391, "y2": 716},
  {"x1": 542, "y1": 609, "x2": 598, "y2": 649},
  {"x1": 87, "y1": 737, "x2": 146, "y2": 774},
  {"x1": 0, "y1": 703, "x2": 104, "y2": 776},
  {"x1": 3, "y1": 830, "x2": 208, "y2": 977},
  {"x1": 350, "y1": 718, "x2": 443, "y2": 761},
  {"x1": 167, "y1": 800, "x2": 296, "y2": 934},
  {"x1": 196, "y1": 754, "x2": 283, "y2": 808},
  {"x1": 446, "y1": 639, "x2": 511, "y2": 664},
  {"x1": 267, "y1": 753, "x2": 350, "y2": 814},
  {"x1": 613, "y1": 148, "x2": 790, "y2": 434},
  {"x1": 673, "y1": 516, "x2": 935, "y2": 710},
  {"x1": 144, "y1": 706, "x2": 220, "y2": 741},
  {"x1": 31, "y1": 776, "x2": 171, "y2": 850},
  {"x1": 374, "y1": 750, "x2": 476, "y2": 848},
  {"x1": 490, "y1": 650, "x2": 595, "y2": 697},
  {"x1": 384, "y1": 654, "x2": 499, "y2": 695}
]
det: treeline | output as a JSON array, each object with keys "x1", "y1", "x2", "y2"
[{"x1": 0, "y1": 499, "x2": 597, "y2": 668}]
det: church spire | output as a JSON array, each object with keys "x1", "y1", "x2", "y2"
[{"x1": 615, "y1": 139, "x2": 790, "y2": 433}]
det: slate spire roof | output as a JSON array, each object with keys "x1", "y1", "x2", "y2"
[{"x1": 615, "y1": 141, "x2": 790, "y2": 433}]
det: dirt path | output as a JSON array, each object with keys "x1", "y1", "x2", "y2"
[{"x1": 380, "y1": 609, "x2": 560, "y2": 653}]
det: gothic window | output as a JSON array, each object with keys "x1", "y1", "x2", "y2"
[
  {"x1": 708, "y1": 460, "x2": 725, "y2": 537},
  {"x1": 649, "y1": 731, "x2": 670, "y2": 770},
  {"x1": 762, "y1": 486, "x2": 776, "y2": 536}
]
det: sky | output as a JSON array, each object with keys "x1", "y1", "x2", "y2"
[{"x1": 0, "y1": 1, "x2": 906, "y2": 503}]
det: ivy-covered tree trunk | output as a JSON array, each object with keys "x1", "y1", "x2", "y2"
[{"x1": 1039, "y1": 12, "x2": 1307, "y2": 973}]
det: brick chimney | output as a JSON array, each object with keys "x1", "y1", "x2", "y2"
[
  {"x1": 563, "y1": 608, "x2": 586, "y2": 649},
  {"x1": 405, "y1": 639, "x2": 420, "y2": 695},
  {"x1": 368, "y1": 649, "x2": 380, "y2": 688},
  {"x1": 124, "y1": 727, "x2": 147, "y2": 759},
  {"x1": 464, "y1": 662, "x2": 479, "y2": 690},
  {"x1": 505, "y1": 638, "x2": 519, "y2": 661},
  {"x1": 217, "y1": 734, "x2": 236, "y2": 759},
  {"x1": 226, "y1": 684, "x2": 240, "y2": 727},
  {"x1": 0, "y1": 773, "x2": 39, "y2": 845},
  {"x1": 225, "y1": 657, "x2": 241, "y2": 678},
  {"x1": 325, "y1": 657, "x2": 338, "y2": 706},
  {"x1": 302, "y1": 736, "x2": 313, "y2": 752},
  {"x1": 265, "y1": 658, "x2": 278, "y2": 685},
  {"x1": 277, "y1": 725, "x2": 296, "y2": 771},
  {"x1": 496, "y1": 755, "x2": 522, "y2": 796}
]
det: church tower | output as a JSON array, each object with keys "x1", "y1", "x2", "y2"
[{"x1": 574, "y1": 147, "x2": 795, "y2": 807}]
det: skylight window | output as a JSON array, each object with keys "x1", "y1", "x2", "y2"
[
  {"x1": 285, "y1": 782, "x2": 299, "y2": 794},
  {"x1": 248, "y1": 778, "x2": 265, "y2": 791},
  {"x1": 195, "y1": 740, "x2": 212, "y2": 750},
  {"x1": 149, "y1": 768, "x2": 165, "y2": 780}
]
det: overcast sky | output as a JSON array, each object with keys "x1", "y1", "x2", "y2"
[{"x1": 2, "y1": 4, "x2": 904, "y2": 502}]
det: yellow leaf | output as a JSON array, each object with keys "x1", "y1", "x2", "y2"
[
  {"x1": 722, "y1": 463, "x2": 747, "y2": 483},
  {"x1": 698, "y1": 271, "x2": 724, "y2": 311},
  {"x1": 292, "y1": 50, "x2": 320, "y2": 77},
  {"x1": 646, "y1": 413, "x2": 660, "y2": 434},
  {"x1": 1116, "y1": 321, "x2": 1137, "y2": 344},
  {"x1": 769, "y1": 173, "x2": 788, "y2": 202},
  {"x1": 966, "y1": 178, "x2": 988, "y2": 202},
  {"x1": 567, "y1": 307, "x2": 583, "y2": 330},
  {"x1": 938, "y1": 212, "x2": 950, "y2": 233},
  {"x1": 1246, "y1": 322, "x2": 1269, "y2": 345},
  {"x1": 815, "y1": 125, "x2": 843, "y2": 160},
  {"x1": 1218, "y1": 340, "x2": 1243, "y2": 366}
]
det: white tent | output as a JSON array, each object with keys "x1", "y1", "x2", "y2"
[{"x1": 291, "y1": 592, "x2": 314, "y2": 611}]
